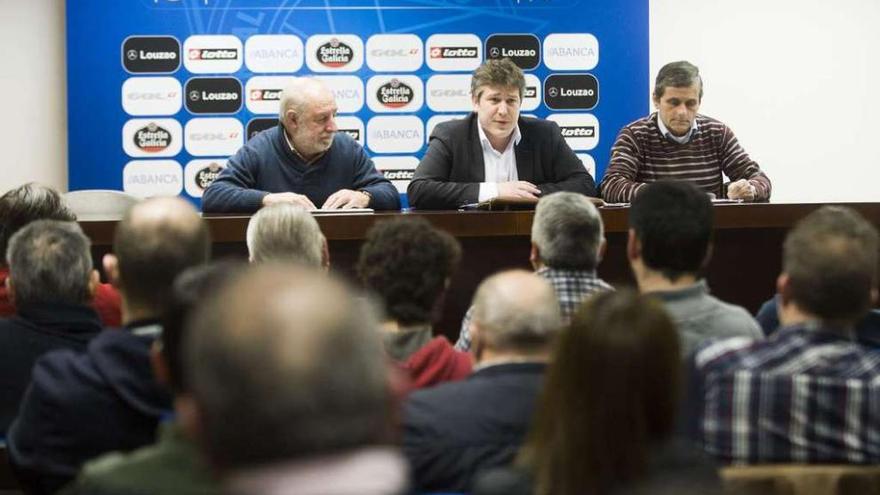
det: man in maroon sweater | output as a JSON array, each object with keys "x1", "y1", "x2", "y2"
[{"x1": 601, "y1": 61, "x2": 771, "y2": 203}]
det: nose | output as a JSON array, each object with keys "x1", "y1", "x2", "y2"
[
  {"x1": 497, "y1": 102, "x2": 509, "y2": 117},
  {"x1": 326, "y1": 116, "x2": 338, "y2": 133}
]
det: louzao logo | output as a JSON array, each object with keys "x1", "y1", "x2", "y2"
[
  {"x1": 377, "y1": 79, "x2": 414, "y2": 109},
  {"x1": 544, "y1": 74, "x2": 599, "y2": 110},
  {"x1": 249, "y1": 89, "x2": 282, "y2": 102},
  {"x1": 317, "y1": 38, "x2": 354, "y2": 68},
  {"x1": 122, "y1": 36, "x2": 180, "y2": 73},
  {"x1": 195, "y1": 162, "x2": 224, "y2": 190},
  {"x1": 429, "y1": 46, "x2": 478, "y2": 59},
  {"x1": 188, "y1": 48, "x2": 239, "y2": 61},
  {"x1": 485, "y1": 34, "x2": 540, "y2": 70},
  {"x1": 247, "y1": 118, "x2": 278, "y2": 141},
  {"x1": 559, "y1": 125, "x2": 595, "y2": 138},
  {"x1": 133, "y1": 122, "x2": 172, "y2": 153},
  {"x1": 185, "y1": 78, "x2": 242, "y2": 114}
]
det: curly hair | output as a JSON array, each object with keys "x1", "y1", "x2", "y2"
[{"x1": 357, "y1": 217, "x2": 462, "y2": 326}]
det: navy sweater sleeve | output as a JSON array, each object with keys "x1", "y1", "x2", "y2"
[{"x1": 201, "y1": 142, "x2": 269, "y2": 214}]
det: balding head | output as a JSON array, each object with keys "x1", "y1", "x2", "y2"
[
  {"x1": 279, "y1": 78, "x2": 338, "y2": 160},
  {"x1": 185, "y1": 265, "x2": 390, "y2": 470},
  {"x1": 112, "y1": 197, "x2": 210, "y2": 316},
  {"x1": 471, "y1": 270, "x2": 561, "y2": 358}
]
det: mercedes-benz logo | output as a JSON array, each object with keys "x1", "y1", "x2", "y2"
[
  {"x1": 489, "y1": 47, "x2": 500, "y2": 58},
  {"x1": 126, "y1": 49, "x2": 138, "y2": 61},
  {"x1": 548, "y1": 87, "x2": 559, "y2": 97},
  {"x1": 189, "y1": 90, "x2": 201, "y2": 101}
]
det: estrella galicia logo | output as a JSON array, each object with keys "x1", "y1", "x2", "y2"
[
  {"x1": 122, "y1": 36, "x2": 180, "y2": 73},
  {"x1": 195, "y1": 162, "x2": 224, "y2": 190},
  {"x1": 544, "y1": 74, "x2": 599, "y2": 110},
  {"x1": 184, "y1": 77, "x2": 242, "y2": 114},
  {"x1": 246, "y1": 118, "x2": 278, "y2": 141},
  {"x1": 485, "y1": 34, "x2": 540, "y2": 70},
  {"x1": 317, "y1": 38, "x2": 354, "y2": 68},
  {"x1": 133, "y1": 122, "x2": 173, "y2": 153},
  {"x1": 377, "y1": 79, "x2": 414, "y2": 109}
]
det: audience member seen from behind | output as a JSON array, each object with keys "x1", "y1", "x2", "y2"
[
  {"x1": 6, "y1": 197, "x2": 211, "y2": 495},
  {"x1": 0, "y1": 183, "x2": 121, "y2": 326},
  {"x1": 0, "y1": 221, "x2": 103, "y2": 433},
  {"x1": 183, "y1": 265, "x2": 407, "y2": 495},
  {"x1": 690, "y1": 206, "x2": 880, "y2": 464},
  {"x1": 628, "y1": 180, "x2": 762, "y2": 357},
  {"x1": 475, "y1": 290, "x2": 722, "y2": 495},
  {"x1": 61, "y1": 261, "x2": 246, "y2": 495},
  {"x1": 246, "y1": 203, "x2": 329, "y2": 268},
  {"x1": 404, "y1": 270, "x2": 561, "y2": 493},
  {"x1": 357, "y1": 217, "x2": 471, "y2": 389},
  {"x1": 456, "y1": 191, "x2": 613, "y2": 351}
]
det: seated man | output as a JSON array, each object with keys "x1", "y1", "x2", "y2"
[
  {"x1": 202, "y1": 77, "x2": 399, "y2": 213},
  {"x1": 628, "y1": 181, "x2": 762, "y2": 358},
  {"x1": 0, "y1": 221, "x2": 103, "y2": 432},
  {"x1": 0, "y1": 183, "x2": 121, "y2": 326},
  {"x1": 404, "y1": 270, "x2": 561, "y2": 492},
  {"x1": 245, "y1": 203, "x2": 329, "y2": 269},
  {"x1": 601, "y1": 61, "x2": 771, "y2": 203},
  {"x1": 407, "y1": 59, "x2": 597, "y2": 210},
  {"x1": 691, "y1": 206, "x2": 880, "y2": 464}
]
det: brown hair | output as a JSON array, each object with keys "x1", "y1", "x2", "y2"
[{"x1": 470, "y1": 58, "x2": 526, "y2": 101}]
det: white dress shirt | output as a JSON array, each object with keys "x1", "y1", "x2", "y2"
[{"x1": 476, "y1": 123, "x2": 522, "y2": 202}]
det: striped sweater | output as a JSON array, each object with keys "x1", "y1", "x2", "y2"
[{"x1": 600, "y1": 113, "x2": 771, "y2": 203}]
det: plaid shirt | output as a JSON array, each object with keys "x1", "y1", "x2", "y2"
[
  {"x1": 691, "y1": 322, "x2": 880, "y2": 464},
  {"x1": 454, "y1": 267, "x2": 613, "y2": 351}
]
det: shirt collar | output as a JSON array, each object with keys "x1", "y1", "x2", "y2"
[
  {"x1": 656, "y1": 113, "x2": 698, "y2": 144},
  {"x1": 283, "y1": 128, "x2": 328, "y2": 165},
  {"x1": 477, "y1": 120, "x2": 521, "y2": 155}
]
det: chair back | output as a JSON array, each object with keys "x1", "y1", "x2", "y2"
[
  {"x1": 64, "y1": 189, "x2": 140, "y2": 220},
  {"x1": 721, "y1": 464, "x2": 880, "y2": 495}
]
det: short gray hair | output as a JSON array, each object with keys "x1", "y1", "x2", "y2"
[
  {"x1": 278, "y1": 77, "x2": 329, "y2": 120},
  {"x1": 7, "y1": 220, "x2": 92, "y2": 307},
  {"x1": 472, "y1": 270, "x2": 561, "y2": 353},
  {"x1": 186, "y1": 265, "x2": 391, "y2": 469},
  {"x1": 531, "y1": 192, "x2": 604, "y2": 271},
  {"x1": 246, "y1": 203, "x2": 324, "y2": 267},
  {"x1": 653, "y1": 60, "x2": 703, "y2": 100}
]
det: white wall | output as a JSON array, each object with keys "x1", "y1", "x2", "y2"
[{"x1": 3, "y1": 0, "x2": 879, "y2": 202}]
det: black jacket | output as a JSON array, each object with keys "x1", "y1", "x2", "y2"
[
  {"x1": 6, "y1": 320, "x2": 172, "y2": 495},
  {"x1": 407, "y1": 114, "x2": 597, "y2": 209},
  {"x1": 0, "y1": 303, "x2": 102, "y2": 433},
  {"x1": 402, "y1": 362, "x2": 546, "y2": 492}
]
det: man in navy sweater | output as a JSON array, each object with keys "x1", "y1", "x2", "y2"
[{"x1": 202, "y1": 78, "x2": 399, "y2": 213}]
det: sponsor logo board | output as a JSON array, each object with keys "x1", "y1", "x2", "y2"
[
  {"x1": 121, "y1": 77, "x2": 182, "y2": 116},
  {"x1": 122, "y1": 118, "x2": 182, "y2": 157},
  {"x1": 366, "y1": 34, "x2": 423, "y2": 72},
  {"x1": 366, "y1": 75, "x2": 423, "y2": 113},
  {"x1": 184, "y1": 118, "x2": 244, "y2": 156},
  {"x1": 335, "y1": 116, "x2": 365, "y2": 146},
  {"x1": 123, "y1": 160, "x2": 183, "y2": 198},
  {"x1": 122, "y1": 36, "x2": 180, "y2": 73},
  {"x1": 543, "y1": 33, "x2": 599, "y2": 71},
  {"x1": 544, "y1": 73, "x2": 599, "y2": 110},
  {"x1": 367, "y1": 116, "x2": 424, "y2": 153},
  {"x1": 425, "y1": 114, "x2": 466, "y2": 143},
  {"x1": 305, "y1": 35, "x2": 364, "y2": 72},
  {"x1": 373, "y1": 156, "x2": 419, "y2": 193},
  {"x1": 485, "y1": 34, "x2": 540, "y2": 70},
  {"x1": 183, "y1": 35, "x2": 243, "y2": 73},
  {"x1": 244, "y1": 35, "x2": 304, "y2": 73},
  {"x1": 546, "y1": 113, "x2": 599, "y2": 150},
  {"x1": 185, "y1": 159, "x2": 227, "y2": 197},
  {"x1": 521, "y1": 73, "x2": 541, "y2": 111},
  {"x1": 185, "y1": 77, "x2": 242, "y2": 114},
  {"x1": 315, "y1": 76, "x2": 364, "y2": 113},
  {"x1": 425, "y1": 34, "x2": 482, "y2": 71},
  {"x1": 576, "y1": 153, "x2": 596, "y2": 177},
  {"x1": 246, "y1": 118, "x2": 278, "y2": 141},
  {"x1": 245, "y1": 76, "x2": 296, "y2": 114},
  {"x1": 426, "y1": 74, "x2": 472, "y2": 112}
]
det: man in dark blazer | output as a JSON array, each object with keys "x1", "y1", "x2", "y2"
[
  {"x1": 403, "y1": 270, "x2": 561, "y2": 492},
  {"x1": 407, "y1": 59, "x2": 597, "y2": 210}
]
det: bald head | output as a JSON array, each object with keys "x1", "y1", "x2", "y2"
[
  {"x1": 186, "y1": 265, "x2": 390, "y2": 469},
  {"x1": 278, "y1": 78, "x2": 334, "y2": 119},
  {"x1": 113, "y1": 197, "x2": 210, "y2": 315},
  {"x1": 279, "y1": 78, "x2": 338, "y2": 160},
  {"x1": 471, "y1": 269, "x2": 561, "y2": 355}
]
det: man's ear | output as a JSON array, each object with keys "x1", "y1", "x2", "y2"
[
  {"x1": 701, "y1": 242, "x2": 714, "y2": 271},
  {"x1": 5, "y1": 276, "x2": 15, "y2": 306},
  {"x1": 626, "y1": 229, "x2": 640, "y2": 262},
  {"x1": 470, "y1": 322, "x2": 484, "y2": 361},
  {"x1": 596, "y1": 237, "x2": 607, "y2": 265},
  {"x1": 777, "y1": 273, "x2": 792, "y2": 306},
  {"x1": 103, "y1": 254, "x2": 121, "y2": 289},
  {"x1": 87, "y1": 269, "x2": 100, "y2": 298},
  {"x1": 472, "y1": 92, "x2": 481, "y2": 112},
  {"x1": 321, "y1": 237, "x2": 331, "y2": 272},
  {"x1": 285, "y1": 109, "x2": 298, "y2": 129},
  {"x1": 652, "y1": 92, "x2": 661, "y2": 110},
  {"x1": 150, "y1": 340, "x2": 171, "y2": 388},
  {"x1": 529, "y1": 242, "x2": 541, "y2": 271}
]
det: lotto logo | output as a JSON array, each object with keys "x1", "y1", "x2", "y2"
[
  {"x1": 425, "y1": 34, "x2": 482, "y2": 71},
  {"x1": 183, "y1": 35, "x2": 243, "y2": 73},
  {"x1": 546, "y1": 113, "x2": 600, "y2": 151}
]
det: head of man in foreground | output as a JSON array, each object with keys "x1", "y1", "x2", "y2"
[
  {"x1": 530, "y1": 192, "x2": 605, "y2": 272},
  {"x1": 184, "y1": 265, "x2": 407, "y2": 494},
  {"x1": 246, "y1": 203, "x2": 328, "y2": 268}
]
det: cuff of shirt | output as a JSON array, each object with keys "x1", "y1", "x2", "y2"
[{"x1": 478, "y1": 182, "x2": 498, "y2": 203}]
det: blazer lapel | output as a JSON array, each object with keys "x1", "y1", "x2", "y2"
[
  {"x1": 468, "y1": 114, "x2": 486, "y2": 182},
  {"x1": 515, "y1": 133, "x2": 535, "y2": 182}
]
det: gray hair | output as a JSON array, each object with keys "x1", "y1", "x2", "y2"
[
  {"x1": 531, "y1": 192, "x2": 604, "y2": 271},
  {"x1": 278, "y1": 77, "x2": 330, "y2": 120},
  {"x1": 472, "y1": 269, "x2": 561, "y2": 353},
  {"x1": 7, "y1": 220, "x2": 93, "y2": 307},
  {"x1": 653, "y1": 61, "x2": 703, "y2": 100},
  {"x1": 246, "y1": 204, "x2": 324, "y2": 267},
  {"x1": 185, "y1": 265, "x2": 391, "y2": 469}
]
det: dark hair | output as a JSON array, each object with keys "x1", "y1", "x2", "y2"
[
  {"x1": 357, "y1": 217, "x2": 461, "y2": 326},
  {"x1": 114, "y1": 198, "x2": 211, "y2": 314},
  {"x1": 471, "y1": 58, "x2": 526, "y2": 101},
  {"x1": 160, "y1": 260, "x2": 247, "y2": 394},
  {"x1": 629, "y1": 181, "x2": 713, "y2": 280},
  {"x1": 0, "y1": 183, "x2": 75, "y2": 261},
  {"x1": 783, "y1": 206, "x2": 879, "y2": 324},
  {"x1": 7, "y1": 220, "x2": 92, "y2": 307},
  {"x1": 653, "y1": 60, "x2": 703, "y2": 100},
  {"x1": 519, "y1": 290, "x2": 681, "y2": 495}
]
